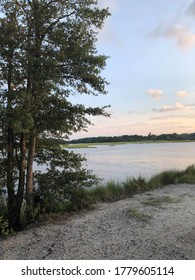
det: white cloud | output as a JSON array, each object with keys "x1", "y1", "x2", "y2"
[
  {"x1": 146, "y1": 89, "x2": 163, "y2": 100},
  {"x1": 177, "y1": 90, "x2": 188, "y2": 97},
  {"x1": 153, "y1": 102, "x2": 193, "y2": 112},
  {"x1": 164, "y1": 25, "x2": 195, "y2": 49},
  {"x1": 149, "y1": 24, "x2": 195, "y2": 50}
]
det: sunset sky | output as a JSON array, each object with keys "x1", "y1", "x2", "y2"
[{"x1": 71, "y1": 0, "x2": 195, "y2": 139}]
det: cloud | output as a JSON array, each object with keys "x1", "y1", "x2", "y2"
[
  {"x1": 186, "y1": 0, "x2": 195, "y2": 17},
  {"x1": 153, "y1": 102, "x2": 193, "y2": 112},
  {"x1": 146, "y1": 89, "x2": 163, "y2": 100},
  {"x1": 149, "y1": 24, "x2": 195, "y2": 50},
  {"x1": 177, "y1": 90, "x2": 188, "y2": 97},
  {"x1": 164, "y1": 25, "x2": 195, "y2": 49},
  {"x1": 150, "y1": 113, "x2": 195, "y2": 121}
]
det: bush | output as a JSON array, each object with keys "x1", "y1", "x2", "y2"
[{"x1": 34, "y1": 148, "x2": 99, "y2": 214}]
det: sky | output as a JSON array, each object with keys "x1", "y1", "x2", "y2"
[{"x1": 70, "y1": 0, "x2": 195, "y2": 139}]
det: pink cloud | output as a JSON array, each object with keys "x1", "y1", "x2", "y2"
[
  {"x1": 176, "y1": 91, "x2": 188, "y2": 97},
  {"x1": 149, "y1": 24, "x2": 195, "y2": 50},
  {"x1": 153, "y1": 102, "x2": 193, "y2": 112},
  {"x1": 146, "y1": 89, "x2": 163, "y2": 99}
]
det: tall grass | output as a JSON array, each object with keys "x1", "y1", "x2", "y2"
[{"x1": 88, "y1": 165, "x2": 195, "y2": 203}]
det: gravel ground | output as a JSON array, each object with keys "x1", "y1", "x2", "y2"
[{"x1": 0, "y1": 184, "x2": 195, "y2": 260}]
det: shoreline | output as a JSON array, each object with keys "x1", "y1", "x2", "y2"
[{"x1": 64, "y1": 140, "x2": 195, "y2": 149}]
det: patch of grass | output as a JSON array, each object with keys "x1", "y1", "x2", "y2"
[
  {"x1": 89, "y1": 180, "x2": 124, "y2": 203},
  {"x1": 62, "y1": 142, "x2": 137, "y2": 149},
  {"x1": 148, "y1": 170, "x2": 179, "y2": 189},
  {"x1": 177, "y1": 165, "x2": 195, "y2": 183},
  {"x1": 61, "y1": 143, "x2": 97, "y2": 149},
  {"x1": 128, "y1": 208, "x2": 152, "y2": 222},
  {"x1": 141, "y1": 196, "x2": 181, "y2": 207},
  {"x1": 123, "y1": 176, "x2": 149, "y2": 195},
  {"x1": 88, "y1": 165, "x2": 195, "y2": 204}
]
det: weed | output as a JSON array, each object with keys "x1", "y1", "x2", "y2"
[
  {"x1": 128, "y1": 208, "x2": 152, "y2": 222},
  {"x1": 0, "y1": 216, "x2": 9, "y2": 236},
  {"x1": 141, "y1": 196, "x2": 181, "y2": 207}
]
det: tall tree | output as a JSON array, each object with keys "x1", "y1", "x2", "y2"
[{"x1": 0, "y1": 0, "x2": 110, "y2": 230}]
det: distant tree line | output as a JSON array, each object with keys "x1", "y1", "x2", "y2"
[{"x1": 69, "y1": 132, "x2": 195, "y2": 144}]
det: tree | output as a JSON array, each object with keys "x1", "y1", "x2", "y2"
[{"x1": 0, "y1": 0, "x2": 110, "y2": 231}]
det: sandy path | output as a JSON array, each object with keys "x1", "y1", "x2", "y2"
[{"x1": 0, "y1": 184, "x2": 195, "y2": 260}]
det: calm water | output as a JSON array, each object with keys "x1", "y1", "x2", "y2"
[{"x1": 69, "y1": 142, "x2": 195, "y2": 182}]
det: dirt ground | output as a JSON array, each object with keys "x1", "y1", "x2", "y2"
[{"x1": 0, "y1": 183, "x2": 195, "y2": 260}]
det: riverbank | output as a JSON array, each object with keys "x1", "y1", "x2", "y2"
[
  {"x1": 63, "y1": 140, "x2": 195, "y2": 149},
  {"x1": 1, "y1": 183, "x2": 195, "y2": 259}
]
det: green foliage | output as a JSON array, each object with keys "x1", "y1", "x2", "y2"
[
  {"x1": 0, "y1": 0, "x2": 110, "y2": 230},
  {"x1": 34, "y1": 145, "x2": 100, "y2": 213},
  {"x1": 69, "y1": 133, "x2": 195, "y2": 144}
]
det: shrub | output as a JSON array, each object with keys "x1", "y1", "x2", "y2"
[{"x1": 34, "y1": 149, "x2": 99, "y2": 214}]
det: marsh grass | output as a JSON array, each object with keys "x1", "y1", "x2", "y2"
[
  {"x1": 89, "y1": 180, "x2": 124, "y2": 202},
  {"x1": 62, "y1": 142, "x2": 129, "y2": 149},
  {"x1": 89, "y1": 165, "x2": 195, "y2": 203}
]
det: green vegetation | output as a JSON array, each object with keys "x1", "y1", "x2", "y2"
[
  {"x1": 69, "y1": 132, "x2": 195, "y2": 145},
  {"x1": 0, "y1": 1, "x2": 110, "y2": 232},
  {"x1": 1, "y1": 164, "x2": 195, "y2": 235},
  {"x1": 63, "y1": 142, "x2": 129, "y2": 149},
  {"x1": 88, "y1": 165, "x2": 195, "y2": 203},
  {"x1": 60, "y1": 136, "x2": 195, "y2": 149}
]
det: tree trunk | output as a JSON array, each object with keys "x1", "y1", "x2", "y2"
[
  {"x1": 6, "y1": 127, "x2": 17, "y2": 230},
  {"x1": 6, "y1": 128, "x2": 22, "y2": 231},
  {"x1": 14, "y1": 134, "x2": 27, "y2": 228},
  {"x1": 26, "y1": 133, "x2": 36, "y2": 222},
  {"x1": 18, "y1": 134, "x2": 27, "y2": 201}
]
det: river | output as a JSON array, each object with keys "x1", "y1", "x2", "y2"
[{"x1": 68, "y1": 142, "x2": 195, "y2": 182}]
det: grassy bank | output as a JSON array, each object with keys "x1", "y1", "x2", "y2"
[
  {"x1": 62, "y1": 140, "x2": 195, "y2": 149},
  {"x1": 1, "y1": 165, "x2": 195, "y2": 236},
  {"x1": 62, "y1": 142, "x2": 129, "y2": 149},
  {"x1": 87, "y1": 164, "x2": 195, "y2": 203}
]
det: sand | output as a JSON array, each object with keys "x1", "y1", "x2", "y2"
[{"x1": 0, "y1": 183, "x2": 195, "y2": 260}]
